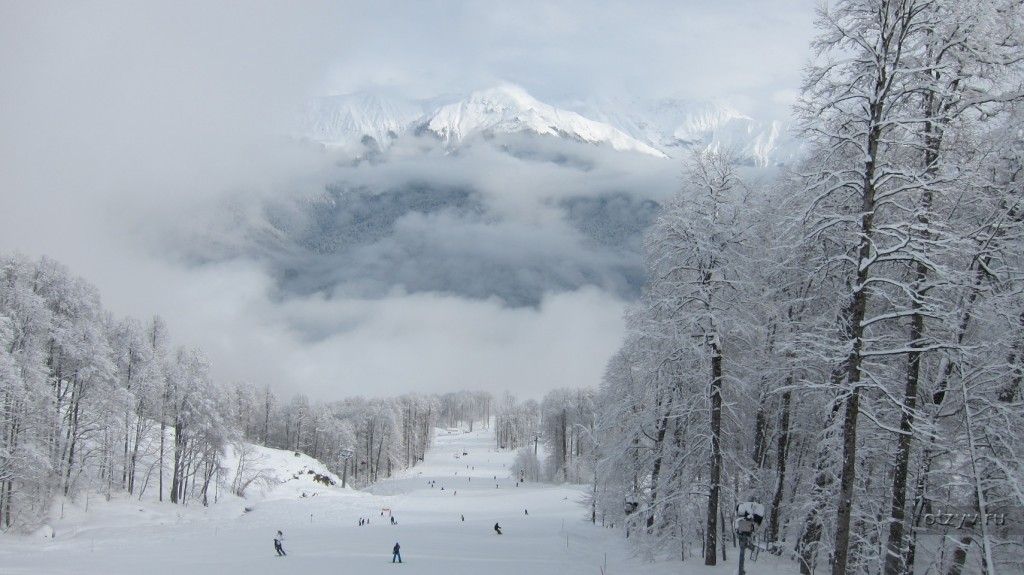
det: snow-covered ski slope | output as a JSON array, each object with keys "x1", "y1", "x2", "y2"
[{"x1": 0, "y1": 427, "x2": 796, "y2": 574}]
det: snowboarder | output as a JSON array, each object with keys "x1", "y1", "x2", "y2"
[
  {"x1": 274, "y1": 530, "x2": 287, "y2": 556},
  {"x1": 392, "y1": 542, "x2": 402, "y2": 563},
  {"x1": 494, "y1": 522, "x2": 502, "y2": 535}
]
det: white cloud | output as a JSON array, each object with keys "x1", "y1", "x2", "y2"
[
  {"x1": 0, "y1": 0, "x2": 815, "y2": 399},
  {"x1": 147, "y1": 258, "x2": 626, "y2": 399}
]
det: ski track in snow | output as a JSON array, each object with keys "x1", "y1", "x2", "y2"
[{"x1": 0, "y1": 427, "x2": 796, "y2": 574}]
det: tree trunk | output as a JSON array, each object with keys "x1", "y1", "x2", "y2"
[
  {"x1": 832, "y1": 386, "x2": 861, "y2": 575},
  {"x1": 798, "y1": 383, "x2": 845, "y2": 575},
  {"x1": 752, "y1": 385, "x2": 768, "y2": 468},
  {"x1": 646, "y1": 393, "x2": 673, "y2": 531},
  {"x1": 170, "y1": 419, "x2": 185, "y2": 504},
  {"x1": 831, "y1": 88, "x2": 883, "y2": 575},
  {"x1": 883, "y1": 274, "x2": 924, "y2": 575},
  {"x1": 63, "y1": 382, "x2": 82, "y2": 496},
  {"x1": 705, "y1": 346, "x2": 723, "y2": 566},
  {"x1": 769, "y1": 388, "x2": 792, "y2": 544}
]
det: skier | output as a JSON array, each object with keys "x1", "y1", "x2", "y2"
[
  {"x1": 274, "y1": 530, "x2": 287, "y2": 556},
  {"x1": 524, "y1": 509, "x2": 528, "y2": 515},
  {"x1": 392, "y1": 542, "x2": 402, "y2": 563},
  {"x1": 461, "y1": 514, "x2": 465, "y2": 522},
  {"x1": 494, "y1": 522, "x2": 502, "y2": 535}
]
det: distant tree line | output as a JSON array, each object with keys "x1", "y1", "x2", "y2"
[
  {"x1": 0, "y1": 254, "x2": 494, "y2": 531},
  {"x1": 496, "y1": 389, "x2": 597, "y2": 486}
]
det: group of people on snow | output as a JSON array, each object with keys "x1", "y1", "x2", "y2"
[{"x1": 275, "y1": 511, "x2": 516, "y2": 560}]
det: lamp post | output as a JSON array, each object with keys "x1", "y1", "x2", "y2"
[{"x1": 339, "y1": 448, "x2": 354, "y2": 488}]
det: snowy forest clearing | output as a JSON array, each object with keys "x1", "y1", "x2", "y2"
[{"x1": 0, "y1": 427, "x2": 793, "y2": 575}]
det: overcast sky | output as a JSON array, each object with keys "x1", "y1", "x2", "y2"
[{"x1": 0, "y1": 0, "x2": 818, "y2": 400}]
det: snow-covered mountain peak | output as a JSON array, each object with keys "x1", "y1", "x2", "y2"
[
  {"x1": 299, "y1": 92, "x2": 424, "y2": 148},
  {"x1": 294, "y1": 86, "x2": 797, "y2": 165},
  {"x1": 566, "y1": 96, "x2": 796, "y2": 166},
  {"x1": 670, "y1": 102, "x2": 751, "y2": 142},
  {"x1": 466, "y1": 83, "x2": 541, "y2": 109},
  {"x1": 421, "y1": 84, "x2": 667, "y2": 158}
]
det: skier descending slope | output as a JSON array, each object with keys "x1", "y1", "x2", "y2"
[
  {"x1": 494, "y1": 522, "x2": 502, "y2": 535},
  {"x1": 273, "y1": 530, "x2": 286, "y2": 556},
  {"x1": 392, "y1": 542, "x2": 402, "y2": 563}
]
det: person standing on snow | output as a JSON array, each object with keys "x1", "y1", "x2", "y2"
[
  {"x1": 392, "y1": 542, "x2": 402, "y2": 563},
  {"x1": 274, "y1": 530, "x2": 287, "y2": 556}
]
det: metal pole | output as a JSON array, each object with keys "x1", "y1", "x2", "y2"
[{"x1": 738, "y1": 532, "x2": 748, "y2": 575}]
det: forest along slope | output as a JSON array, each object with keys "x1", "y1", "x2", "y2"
[{"x1": 0, "y1": 427, "x2": 796, "y2": 574}]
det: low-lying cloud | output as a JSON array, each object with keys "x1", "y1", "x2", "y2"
[{"x1": 0, "y1": 0, "x2": 812, "y2": 399}]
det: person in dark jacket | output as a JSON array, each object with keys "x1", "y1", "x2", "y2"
[
  {"x1": 494, "y1": 522, "x2": 502, "y2": 535},
  {"x1": 274, "y1": 530, "x2": 286, "y2": 556},
  {"x1": 392, "y1": 542, "x2": 402, "y2": 563}
]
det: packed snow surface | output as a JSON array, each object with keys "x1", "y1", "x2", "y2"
[{"x1": 0, "y1": 427, "x2": 797, "y2": 574}]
